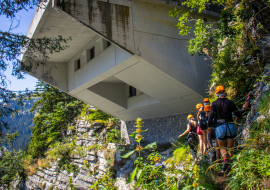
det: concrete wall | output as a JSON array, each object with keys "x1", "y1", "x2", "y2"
[
  {"x1": 58, "y1": 0, "x2": 134, "y2": 52},
  {"x1": 29, "y1": 61, "x2": 68, "y2": 92},
  {"x1": 25, "y1": 0, "x2": 218, "y2": 121},
  {"x1": 132, "y1": 0, "x2": 214, "y2": 96}
]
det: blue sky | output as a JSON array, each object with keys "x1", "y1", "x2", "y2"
[{"x1": 0, "y1": 7, "x2": 38, "y2": 91}]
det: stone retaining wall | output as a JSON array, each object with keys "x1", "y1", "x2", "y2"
[{"x1": 125, "y1": 112, "x2": 197, "y2": 145}]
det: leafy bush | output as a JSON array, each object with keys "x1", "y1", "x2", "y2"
[
  {"x1": 45, "y1": 139, "x2": 85, "y2": 176},
  {"x1": 169, "y1": 0, "x2": 269, "y2": 103},
  {"x1": 227, "y1": 90, "x2": 270, "y2": 189},
  {"x1": 229, "y1": 148, "x2": 270, "y2": 189},
  {"x1": 105, "y1": 128, "x2": 122, "y2": 144}
]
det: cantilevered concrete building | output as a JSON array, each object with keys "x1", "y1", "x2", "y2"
[{"x1": 25, "y1": 0, "x2": 219, "y2": 122}]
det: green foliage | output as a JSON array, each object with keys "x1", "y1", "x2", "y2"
[
  {"x1": 258, "y1": 90, "x2": 270, "y2": 116},
  {"x1": 83, "y1": 160, "x2": 118, "y2": 190},
  {"x1": 118, "y1": 118, "x2": 216, "y2": 189},
  {"x1": 46, "y1": 138, "x2": 84, "y2": 176},
  {"x1": 227, "y1": 90, "x2": 270, "y2": 189},
  {"x1": 28, "y1": 81, "x2": 83, "y2": 158},
  {"x1": 0, "y1": 134, "x2": 25, "y2": 189},
  {"x1": 105, "y1": 127, "x2": 122, "y2": 144},
  {"x1": 169, "y1": 0, "x2": 269, "y2": 102},
  {"x1": 0, "y1": 0, "x2": 71, "y2": 141},
  {"x1": 86, "y1": 144, "x2": 104, "y2": 153},
  {"x1": 170, "y1": 143, "x2": 191, "y2": 165},
  {"x1": 229, "y1": 148, "x2": 270, "y2": 189},
  {"x1": 68, "y1": 177, "x2": 77, "y2": 190},
  {"x1": 90, "y1": 169, "x2": 118, "y2": 190}
]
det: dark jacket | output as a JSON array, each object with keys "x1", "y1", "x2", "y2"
[{"x1": 208, "y1": 98, "x2": 244, "y2": 127}]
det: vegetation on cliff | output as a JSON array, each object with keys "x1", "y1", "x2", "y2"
[
  {"x1": 170, "y1": 0, "x2": 270, "y2": 102},
  {"x1": 27, "y1": 82, "x2": 83, "y2": 159},
  {"x1": 1, "y1": 0, "x2": 270, "y2": 189}
]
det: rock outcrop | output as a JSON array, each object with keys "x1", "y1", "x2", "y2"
[{"x1": 25, "y1": 118, "x2": 133, "y2": 190}]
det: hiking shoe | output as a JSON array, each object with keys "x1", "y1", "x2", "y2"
[
  {"x1": 222, "y1": 160, "x2": 230, "y2": 172},
  {"x1": 210, "y1": 151, "x2": 216, "y2": 163}
]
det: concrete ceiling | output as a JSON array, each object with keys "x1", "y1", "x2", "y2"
[
  {"x1": 102, "y1": 76, "x2": 125, "y2": 83},
  {"x1": 29, "y1": 5, "x2": 96, "y2": 63}
]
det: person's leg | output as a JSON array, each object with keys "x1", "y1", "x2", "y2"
[
  {"x1": 217, "y1": 140, "x2": 227, "y2": 158},
  {"x1": 208, "y1": 133, "x2": 213, "y2": 148},
  {"x1": 226, "y1": 139, "x2": 235, "y2": 158},
  {"x1": 226, "y1": 124, "x2": 237, "y2": 159},
  {"x1": 215, "y1": 139, "x2": 221, "y2": 160},
  {"x1": 202, "y1": 129, "x2": 208, "y2": 153},
  {"x1": 187, "y1": 136, "x2": 197, "y2": 159},
  {"x1": 198, "y1": 135, "x2": 203, "y2": 155}
]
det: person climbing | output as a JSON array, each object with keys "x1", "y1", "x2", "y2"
[
  {"x1": 205, "y1": 106, "x2": 221, "y2": 163},
  {"x1": 208, "y1": 85, "x2": 249, "y2": 172},
  {"x1": 196, "y1": 103, "x2": 204, "y2": 156},
  {"x1": 197, "y1": 98, "x2": 210, "y2": 154},
  {"x1": 178, "y1": 114, "x2": 198, "y2": 159}
]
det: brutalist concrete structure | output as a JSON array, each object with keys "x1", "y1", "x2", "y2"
[{"x1": 24, "y1": 0, "x2": 219, "y2": 121}]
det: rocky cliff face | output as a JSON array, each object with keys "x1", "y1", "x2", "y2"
[{"x1": 25, "y1": 118, "x2": 132, "y2": 190}]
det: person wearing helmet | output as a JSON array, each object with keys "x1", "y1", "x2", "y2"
[
  {"x1": 196, "y1": 103, "x2": 204, "y2": 156},
  {"x1": 208, "y1": 85, "x2": 249, "y2": 172},
  {"x1": 204, "y1": 105, "x2": 221, "y2": 163},
  {"x1": 178, "y1": 114, "x2": 198, "y2": 159},
  {"x1": 197, "y1": 98, "x2": 210, "y2": 154}
]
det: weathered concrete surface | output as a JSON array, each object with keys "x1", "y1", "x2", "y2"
[
  {"x1": 24, "y1": 0, "x2": 218, "y2": 121},
  {"x1": 58, "y1": 0, "x2": 134, "y2": 52}
]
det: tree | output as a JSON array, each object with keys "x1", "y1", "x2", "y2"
[
  {"x1": 169, "y1": 0, "x2": 270, "y2": 101},
  {"x1": 0, "y1": 0, "x2": 71, "y2": 136},
  {"x1": 0, "y1": 0, "x2": 72, "y2": 187},
  {"x1": 0, "y1": 132, "x2": 25, "y2": 189},
  {"x1": 28, "y1": 82, "x2": 83, "y2": 158}
]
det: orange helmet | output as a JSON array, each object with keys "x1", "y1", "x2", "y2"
[
  {"x1": 154, "y1": 157, "x2": 159, "y2": 162},
  {"x1": 203, "y1": 98, "x2": 210, "y2": 103},
  {"x1": 204, "y1": 105, "x2": 211, "y2": 112},
  {"x1": 187, "y1": 114, "x2": 194, "y2": 121},
  {"x1": 215, "y1": 85, "x2": 225, "y2": 94},
  {"x1": 196, "y1": 103, "x2": 203, "y2": 110}
]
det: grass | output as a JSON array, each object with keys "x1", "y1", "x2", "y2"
[{"x1": 226, "y1": 90, "x2": 270, "y2": 189}]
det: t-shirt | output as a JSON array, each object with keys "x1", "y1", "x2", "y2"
[{"x1": 208, "y1": 98, "x2": 244, "y2": 127}]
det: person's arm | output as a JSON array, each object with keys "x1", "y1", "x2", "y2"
[
  {"x1": 197, "y1": 107, "x2": 202, "y2": 121},
  {"x1": 232, "y1": 100, "x2": 249, "y2": 118},
  {"x1": 178, "y1": 123, "x2": 191, "y2": 138}
]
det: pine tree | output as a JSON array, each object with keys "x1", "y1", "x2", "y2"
[{"x1": 28, "y1": 82, "x2": 83, "y2": 158}]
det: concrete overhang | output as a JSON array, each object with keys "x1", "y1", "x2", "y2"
[{"x1": 23, "y1": 0, "x2": 214, "y2": 121}]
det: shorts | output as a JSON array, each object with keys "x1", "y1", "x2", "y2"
[
  {"x1": 199, "y1": 119, "x2": 208, "y2": 130},
  {"x1": 197, "y1": 125, "x2": 203, "y2": 135},
  {"x1": 215, "y1": 123, "x2": 237, "y2": 141}
]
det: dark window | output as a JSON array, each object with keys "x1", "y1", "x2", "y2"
[
  {"x1": 129, "y1": 86, "x2": 136, "y2": 97},
  {"x1": 77, "y1": 59, "x2": 80, "y2": 70},
  {"x1": 107, "y1": 41, "x2": 111, "y2": 48},
  {"x1": 204, "y1": 18, "x2": 207, "y2": 22},
  {"x1": 90, "y1": 47, "x2": 95, "y2": 60}
]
